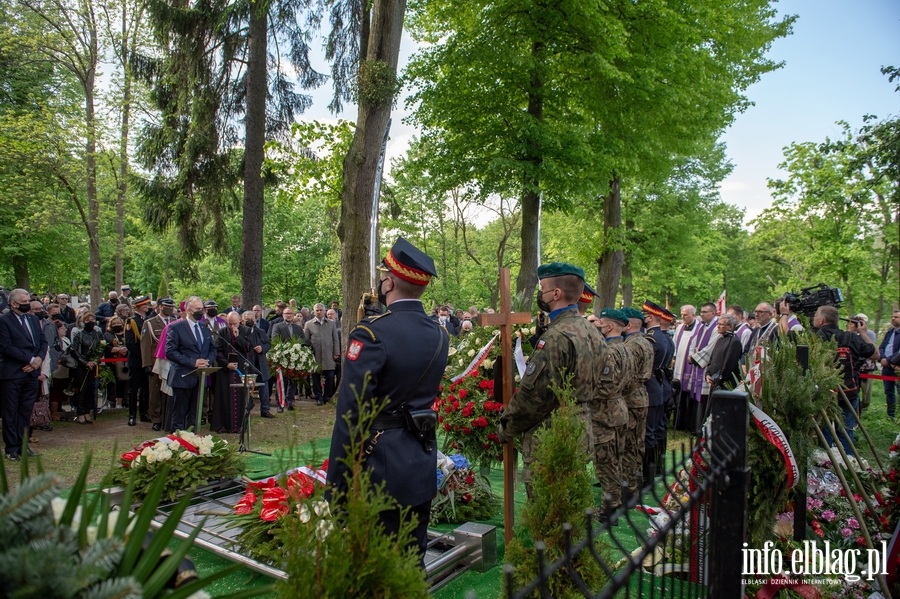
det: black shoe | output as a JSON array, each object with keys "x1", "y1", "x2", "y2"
[
  {"x1": 128, "y1": 416, "x2": 136, "y2": 426},
  {"x1": 38, "y1": 424, "x2": 53, "y2": 431},
  {"x1": 152, "y1": 423, "x2": 162, "y2": 431},
  {"x1": 26, "y1": 448, "x2": 38, "y2": 457},
  {"x1": 276, "y1": 407, "x2": 284, "y2": 413},
  {"x1": 5, "y1": 453, "x2": 20, "y2": 461},
  {"x1": 316, "y1": 400, "x2": 324, "y2": 406},
  {"x1": 287, "y1": 405, "x2": 295, "y2": 411},
  {"x1": 200, "y1": 418, "x2": 207, "y2": 425},
  {"x1": 260, "y1": 412, "x2": 275, "y2": 418},
  {"x1": 140, "y1": 414, "x2": 152, "y2": 423}
]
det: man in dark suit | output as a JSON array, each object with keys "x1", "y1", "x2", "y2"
[
  {"x1": 0, "y1": 289, "x2": 49, "y2": 460},
  {"x1": 879, "y1": 310, "x2": 900, "y2": 418},
  {"x1": 251, "y1": 305, "x2": 270, "y2": 333},
  {"x1": 165, "y1": 296, "x2": 217, "y2": 431},
  {"x1": 326, "y1": 237, "x2": 450, "y2": 563}
]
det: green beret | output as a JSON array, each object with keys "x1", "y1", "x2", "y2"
[
  {"x1": 598, "y1": 308, "x2": 628, "y2": 326},
  {"x1": 537, "y1": 262, "x2": 585, "y2": 281},
  {"x1": 621, "y1": 307, "x2": 644, "y2": 321}
]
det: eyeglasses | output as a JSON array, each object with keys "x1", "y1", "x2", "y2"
[
  {"x1": 587, "y1": 319, "x2": 599, "y2": 324},
  {"x1": 754, "y1": 310, "x2": 773, "y2": 314}
]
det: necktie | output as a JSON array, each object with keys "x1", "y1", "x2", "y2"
[
  {"x1": 20, "y1": 315, "x2": 35, "y2": 346},
  {"x1": 194, "y1": 323, "x2": 203, "y2": 349}
]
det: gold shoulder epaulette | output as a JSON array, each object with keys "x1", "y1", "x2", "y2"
[{"x1": 367, "y1": 310, "x2": 391, "y2": 322}]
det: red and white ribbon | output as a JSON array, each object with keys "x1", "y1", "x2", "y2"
[
  {"x1": 276, "y1": 367, "x2": 286, "y2": 409},
  {"x1": 749, "y1": 402, "x2": 799, "y2": 490},
  {"x1": 451, "y1": 332, "x2": 499, "y2": 383}
]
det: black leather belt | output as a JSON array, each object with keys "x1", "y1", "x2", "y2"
[{"x1": 372, "y1": 413, "x2": 407, "y2": 430}]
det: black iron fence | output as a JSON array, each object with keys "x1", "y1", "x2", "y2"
[{"x1": 505, "y1": 390, "x2": 750, "y2": 599}]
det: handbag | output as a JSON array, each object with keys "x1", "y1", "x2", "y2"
[
  {"x1": 58, "y1": 347, "x2": 79, "y2": 370},
  {"x1": 31, "y1": 396, "x2": 51, "y2": 427}
]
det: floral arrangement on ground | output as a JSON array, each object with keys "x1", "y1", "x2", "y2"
[
  {"x1": 434, "y1": 370, "x2": 510, "y2": 468},
  {"x1": 431, "y1": 452, "x2": 498, "y2": 524},
  {"x1": 227, "y1": 460, "x2": 331, "y2": 566},
  {"x1": 268, "y1": 338, "x2": 319, "y2": 380},
  {"x1": 112, "y1": 430, "x2": 244, "y2": 502}
]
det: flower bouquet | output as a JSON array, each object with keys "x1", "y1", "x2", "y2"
[
  {"x1": 434, "y1": 371, "x2": 508, "y2": 467},
  {"x1": 228, "y1": 460, "x2": 330, "y2": 565},
  {"x1": 112, "y1": 430, "x2": 243, "y2": 503},
  {"x1": 431, "y1": 452, "x2": 497, "y2": 524},
  {"x1": 268, "y1": 338, "x2": 319, "y2": 381},
  {"x1": 446, "y1": 323, "x2": 536, "y2": 380}
]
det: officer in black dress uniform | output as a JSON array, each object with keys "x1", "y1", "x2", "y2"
[
  {"x1": 326, "y1": 237, "x2": 450, "y2": 563},
  {"x1": 125, "y1": 295, "x2": 152, "y2": 426},
  {"x1": 642, "y1": 300, "x2": 676, "y2": 481}
]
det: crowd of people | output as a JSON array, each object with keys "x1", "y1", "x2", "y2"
[{"x1": 0, "y1": 287, "x2": 349, "y2": 459}]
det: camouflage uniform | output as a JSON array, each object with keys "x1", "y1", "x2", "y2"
[
  {"x1": 622, "y1": 331, "x2": 655, "y2": 494},
  {"x1": 592, "y1": 336, "x2": 630, "y2": 512},
  {"x1": 498, "y1": 308, "x2": 605, "y2": 497}
]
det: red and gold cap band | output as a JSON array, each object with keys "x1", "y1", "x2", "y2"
[{"x1": 382, "y1": 250, "x2": 432, "y2": 285}]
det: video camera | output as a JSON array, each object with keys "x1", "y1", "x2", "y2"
[{"x1": 781, "y1": 283, "x2": 844, "y2": 317}]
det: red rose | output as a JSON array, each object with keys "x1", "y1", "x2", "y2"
[
  {"x1": 459, "y1": 389, "x2": 468, "y2": 399},
  {"x1": 443, "y1": 423, "x2": 451, "y2": 431},
  {"x1": 471, "y1": 370, "x2": 479, "y2": 378},
  {"x1": 857, "y1": 536, "x2": 867, "y2": 547},
  {"x1": 488, "y1": 433, "x2": 499, "y2": 442},
  {"x1": 438, "y1": 415, "x2": 444, "y2": 423},
  {"x1": 463, "y1": 493, "x2": 472, "y2": 503},
  {"x1": 234, "y1": 490, "x2": 258, "y2": 515},
  {"x1": 445, "y1": 405, "x2": 454, "y2": 414},
  {"x1": 488, "y1": 389, "x2": 495, "y2": 398},
  {"x1": 483, "y1": 401, "x2": 494, "y2": 411},
  {"x1": 465, "y1": 475, "x2": 475, "y2": 485},
  {"x1": 462, "y1": 407, "x2": 473, "y2": 417},
  {"x1": 479, "y1": 380, "x2": 489, "y2": 389},
  {"x1": 451, "y1": 442, "x2": 459, "y2": 449},
  {"x1": 447, "y1": 394, "x2": 456, "y2": 402},
  {"x1": 476, "y1": 416, "x2": 488, "y2": 427},
  {"x1": 483, "y1": 443, "x2": 491, "y2": 449},
  {"x1": 452, "y1": 400, "x2": 460, "y2": 410},
  {"x1": 462, "y1": 427, "x2": 472, "y2": 435}
]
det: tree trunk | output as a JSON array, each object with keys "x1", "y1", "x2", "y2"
[
  {"x1": 86, "y1": 81, "x2": 102, "y2": 308},
  {"x1": 241, "y1": 7, "x2": 268, "y2": 308},
  {"x1": 621, "y1": 259, "x2": 633, "y2": 308},
  {"x1": 596, "y1": 176, "x2": 623, "y2": 308},
  {"x1": 514, "y1": 41, "x2": 545, "y2": 309},
  {"x1": 115, "y1": 14, "x2": 131, "y2": 293},
  {"x1": 337, "y1": 0, "x2": 406, "y2": 342},
  {"x1": 12, "y1": 255, "x2": 29, "y2": 289}
]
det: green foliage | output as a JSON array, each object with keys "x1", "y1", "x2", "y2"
[
  {"x1": 505, "y1": 377, "x2": 607, "y2": 598},
  {"x1": 276, "y1": 392, "x2": 429, "y2": 598},
  {"x1": 0, "y1": 453, "x2": 268, "y2": 599},
  {"x1": 746, "y1": 332, "x2": 844, "y2": 545},
  {"x1": 356, "y1": 60, "x2": 400, "y2": 108}
]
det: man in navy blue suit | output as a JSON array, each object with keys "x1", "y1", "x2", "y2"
[
  {"x1": 251, "y1": 305, "x2": 269, "y2": 333},
  {"x1": 879, "y1": 309, "x2": 900, "y2": 418},
  {"x1": 0, "y1": 288, "x2": 49, "y2": 460},
  {"x1": 165, "y1": 296, "x2": 217, "y2": 431}
]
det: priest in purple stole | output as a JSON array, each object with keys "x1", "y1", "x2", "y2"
[{"x1": 685, "y1": 302, "x2": 721, "y2": 435}]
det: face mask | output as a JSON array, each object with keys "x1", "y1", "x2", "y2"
[
  {"x1": 84, "y1": 321, "x2": 96, "y2": 332},
  {"x1": 535, "y1": 290, "x2": 552, "y2": 314},
  {"x1": 377, "y1": 278, "x2": 389, "y2": 306},
  {"x1": 34, "y1": 311, "x2": 46, "y2": 320},
  {"x1": 51, "y1": 314, "x2": 62, "y2": 322},
  {"x1": 191, "y1": 310, "x2": 205, "y2": 321},
  {"x1": 439, "y1": 316, "x2": 448, "y2": 323},
  {"x1": 11, "y1": 302, "x2": 27, "y2": 314},
  {"x1": 206, "y1": 308, "x2": 218, "y2": 317},
  {"x1": 111, "y1": 325, "x2": 124, "y2": 333},
  {"x1": 161, "y1": 306, "x2": 174, "y2": 316},
  {"x1": 110, "y1": 298, "x2": 118, "y2": 306}
]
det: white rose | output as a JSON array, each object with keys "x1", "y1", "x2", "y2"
[
  {"x1": 141, "y1": 447, "x2": 152, "y2": 457},
  {"x1": 316, "y1": 519, "x2": 333, "y2": 541},
  {"x1": 458, "y1": 359, "x2": 464, "y2": 366},
  {"x1": 483, "y1": 359, "x2": 493, "y2": 369},
  {"x1": 467, "y1": 349, "x2": 476, "y2": 357},
  {"x1": 313, "y1": 500, "x2": 330, "y2": 517},
  {"x1": 145, "y1": 453, "x2": 157, "y2": 464},
  {"x1": 180, "y1": 451, "x2": 193, "y2": 459}
]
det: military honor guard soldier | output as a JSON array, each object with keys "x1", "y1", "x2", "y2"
[
  {"x1": 326, "y1": 237, "x2": 450, "y2": 564},
  {"x1": 641, "y1": 300, "x2": 676, "y2": 483}
]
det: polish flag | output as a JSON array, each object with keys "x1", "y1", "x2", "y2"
[{"x1": 715, "y1": 290, "x2": 726, "y2": 315}]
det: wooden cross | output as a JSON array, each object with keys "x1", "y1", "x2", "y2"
[{"x1": 477, "y1": 268, "x2": 532, "y2": 545}]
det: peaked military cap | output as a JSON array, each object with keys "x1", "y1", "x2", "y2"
[
  {"x1": 132, "y1": 295, "x2": 151, "y2": 307},
  {"x1": 158, "y1": 297, "x2": 176, "y2": 307},
  {"x1": 598, "y1": 308, "x2": 628, "y2": 326},
  {"x1": 642, "y1": 300, "x2": 676, "y2": 323},
  {"x1": 621, "y1": 307, "x2": 644, "y2": 321},
  {"x1": 203, "y1": 299, "x2": 218, "y2": 308},
  {"x1": 377, "y1": 237, "x2": 438, "y2": 286},
  {"x1": 579, "y1": 282, "x2": 597, "y2": 304},
  {"x1": 537, "y1": 262, "x2": 585, "y2": 281},
  {"x1": 121, "y1": 284, "x2": 131, "y2": 291}
]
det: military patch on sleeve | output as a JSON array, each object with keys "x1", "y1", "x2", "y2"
[
  {"x1": 525, "y1": 361, "x2": 537, "y2": 375},
  {"x1": 347, "y1": 339, "x2": 363, "y2": 361},
  {"x1": 536, "y1": 339, "x2": 546, "y2": 349}
]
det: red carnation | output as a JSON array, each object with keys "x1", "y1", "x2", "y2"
[
  {"x1": 479, "y1": 380, "x2": 490, "y2": 390},
  {"x1": 465, "y1": 475, "x2": 475, "y2": 485},
  {"x1": 443, "y1": 423, "x2": 451, "y2": 431},
  {"x1": 452, "y1": 400, "x2": 460, "y2": 410},
  {"x1": 463, "y1": 493, "x2": 472, "y2": 503},
  {"x1": 458, "y1": 389, "x2": 468, "y2": 399},
  {"x1": 488, "y1": 433, "x2": 499, "y2": 442},
  {"x1": 462, "y1": 407, "x2": 473, "y2": 417},
  {"x1": 445, "y1": 405, "x2": 454, "y2": 414},
  {"x1": 857, "y1": 536, "x2": 867, "y2": 547},
  {"x1": 447, "y1": 394, "x2": 456, "y2": 402},
  {"x1": 462, "y1": 427, "x2": 472, "y2": 435},
  {"x1": 438, "y1": 415, "x2": 444, "y2": 423}
]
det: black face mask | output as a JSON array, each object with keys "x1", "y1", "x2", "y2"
[
  {"x1": 111, "y1": 325, "x2": 124, "y2": 333},
  {"x1": 191, "y1": 310, "x2": 205, "y2": 321},
  {"x1": 535, "y1": 290, "x2": 553, "y2": 314},
  {"x1": 161, "y1": 307, "x2": 175, "y2": 316},
  {"x1": 110, "y1": 298, "x2": 118, "y2": 306},
  {"x1": 377, "y1": 278, "x2": 389, "y2": 307},
  {"x1": 206, "y1": 308, "x2": 218, "y2": 317},
  {"x1": 34, "y1": 311, "x2": 46, "y2": 320},
  {"x1": 83, "y1": 321, "x2": 96, "y2": 332},
  {"x1": 11, "y1": 301, "x2": 28, "y2": 314}
]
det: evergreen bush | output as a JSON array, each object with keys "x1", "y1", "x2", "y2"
[{"x1": 505, "y1": 377, "x2": 608, "y2": 598}]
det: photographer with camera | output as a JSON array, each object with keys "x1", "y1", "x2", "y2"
[
  {"x1": 775, "y1": 296, "x2": 804, "y2": 335},
  {"x1": 812, "y1": 305, "x2": 878, "y2": 455}
]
